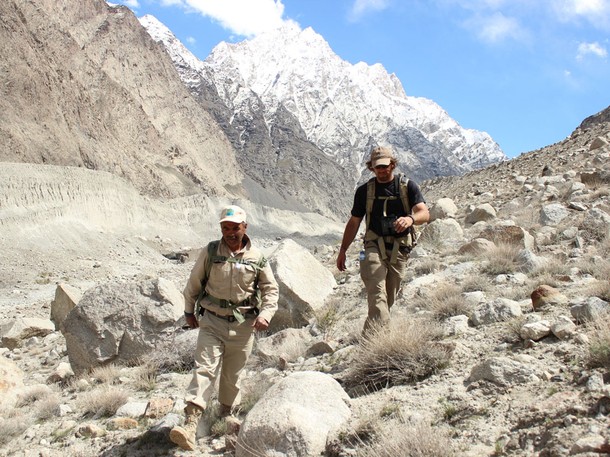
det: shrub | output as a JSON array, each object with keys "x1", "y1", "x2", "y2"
[
  {"x1": 0, "y1": 407, "x2": 30, "y2": 445},
  {"x1": 411, "y1": 282, "x2": 470, "y2": 320},
  {"x1": 355, "y1": 421, "x2": 458, "y2": 457},
  {"x1": 586, "y1": 311, "x2": 610, "y2": 369},
  {"x1": 76, "y1": 386, "x2": 129, "y2": 418},
  {"x1": 89, "y1": 364, "x2": 122, "y2": 385},
  {"x1": 479, "y1": 243, "x2": 522, "y2": 275},
  {"x1": 345, "y1": 318, "x2": 452, "y2": 392}
]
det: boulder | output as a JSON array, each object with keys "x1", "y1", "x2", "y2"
[
  {"x1": 458, "y1": 237, "x2": 495, "y2": 255},
  {"x1": 469, "y1": 356, "x2": 541, "y2": 386},
  {"x1": 465, "y1": 204, "x2": 496, "y2": 225},
  {"x1": 236, "y1": 371, "x2": 350, "y2": 457},
  {"x1": 429, "y1": 197, "x2": 458, "y2": 221},
  {"x1": 0, "y1": 317, "x2": 55, "y2": 350},
  {"x1": 61, "y1": 277, "x2": 183, "y2": 374},
  {"x1": 0, "y1": 357, "x2": 24, "y2": 407},
  {"x1": 50, "y1": 283, "x2": 82, "y2": 331},
  {"x1": 477, "y1": 225, "x2": 535, "y2": 251},
  {"x1": 531, "y1": 285, "x2": 568, "y2": 311},
  {"x1": 267, "y1": 239, "x2": 336, "y2": 331},
  {"x1": 539, "y1": 203, "x2": 570, "y2": 226},
  {"x1": 418, "y1": 218, "x2": 463, "y2": 246},
  {"x1": 471, "y1": 298, "x2": 522, "y2": 326}
]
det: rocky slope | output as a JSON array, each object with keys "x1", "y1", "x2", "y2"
[
  {"x1": 0, "y1": 0, "x2": 240, "y2": 199},
  {"x1": 0, "y1": 107, "x2": 609, "y2": 456}
]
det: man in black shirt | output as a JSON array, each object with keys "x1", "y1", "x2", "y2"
[{"x1": 336, "y1": 146, "x2": 429, "y2": 333}]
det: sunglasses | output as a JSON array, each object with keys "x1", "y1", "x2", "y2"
[{"x1": 374, "y1": 164, "x2": 390, "y2": 170}]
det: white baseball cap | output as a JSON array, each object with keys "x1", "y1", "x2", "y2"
[{"x1": 219, "y1": 205, "x2": 247, "y2": 224}]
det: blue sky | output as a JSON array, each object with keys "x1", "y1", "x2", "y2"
[{"x1": 116, "y1": 0, "x2": 610, "y2": 158}]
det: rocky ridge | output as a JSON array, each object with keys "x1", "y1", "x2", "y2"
[{"x1": 1, "y1": 107, "x2": 609, "y2": 456}]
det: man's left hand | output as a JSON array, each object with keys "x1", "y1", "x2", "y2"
[
  {"x1": 393, "y1": 216, "x2": 413, "y2": 233},
  {"x1": 252, "y1": 316, "x2": 269, "y2": 331}
]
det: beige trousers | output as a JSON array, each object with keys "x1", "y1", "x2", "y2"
[
  {"x1": 185, "y1": 311, "x2": 255, "y2": 410},
  {"x1": 359, "y1": 241, "x2": 408, "y2": 332}
]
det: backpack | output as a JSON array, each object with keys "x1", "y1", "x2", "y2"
[
  {"x1": 195, "y1": 240, "x2": 267, "y2": 319},
  {"x1": 364, "y1": 173, "x2": 418, "y2": 262}
]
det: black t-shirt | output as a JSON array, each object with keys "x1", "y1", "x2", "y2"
[{"x1": 351, "y1": 176, "x2": 426, "y2": 237}]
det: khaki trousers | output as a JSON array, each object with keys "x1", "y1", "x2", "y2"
[
  {"x1": 185, "y1": 311, "x2": 255, "y2": 410},
  {"x1": 359, "y1": 241, "x2": 408, "y2": 332}
]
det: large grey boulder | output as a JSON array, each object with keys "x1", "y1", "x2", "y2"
[
  {"x1": 471, "y1": 298, "x2": 522, "y2": 326},
  {"x1": 468, "y1": 356, "x2": 541, "y2": 386},
  {"x1": 50, "y1": 283, "x2": 82, "y2": 331},
  {"x1": 465, "y1": 203, "x2": 496, "y2": 225},
  {"x1": 418, "y1": 218, "x2": 463, "y2": 246},
  {"x1": 268, "y1": 239, "x2": 336, "y2": 331},
  {"x1": 62, "y1": 277, "x2": 184, "y2": 374},
  {"x1": 429, "y1": 197, "x2": 458, "y2": 221},
  {"x1": 236, "y1": 371, "x2": 350, "y2": 457}
]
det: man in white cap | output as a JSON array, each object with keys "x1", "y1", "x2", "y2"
[
  {"x1": 170, "y1": 205, "x2": 278, "y2": 451},
  {"x1": 336, "y1": 146, "x2": 429, "y2": 333}
]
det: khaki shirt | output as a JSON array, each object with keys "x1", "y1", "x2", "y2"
[{"x1": 184, "y1": 236, "x2": 279, "y2": 323}]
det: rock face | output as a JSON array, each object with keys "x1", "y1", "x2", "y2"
[
  {"x1": 236, "y1": 371, "x2": 351, "y2": 457},
  {"x1": 0, "y1": 0, "x2": 241, "y2": 200},
  {"x1": 61, "y1": 277, "x2": 184, "y2": 374}
]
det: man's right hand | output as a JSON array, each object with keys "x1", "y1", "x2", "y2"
[
  {"x1": 185, "y1": 314, "x2": 199, "y2": 329},
  {"x1": 336, "y1": 250, "x2": 347, "y2": 272}
]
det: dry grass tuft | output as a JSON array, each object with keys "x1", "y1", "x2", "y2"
[
  {"x1": 144, "y1": 332, "x2": 196, "y2": 374},
  {"x1": 0, "y1": 407, "x2": 30, "y2": 446},
  {"x1": 132, "y1": 360, "x2": 158, "y2": 391},
  {"x1": 89, "y1": 364, "x2": 122, "y2": 385},
  {"x1": 76, "y1": 386, "x2": 129, "y2": 418},
  {"x1": 586, "y1": 311, "x2": 610, "y2": 369},
  {"x1": 354, "y1": 421, "x2": 458, "y2": 457},
  {"x1": 345, "y1": 318, "x2": 452, "y2": 392},
  {"x1": 460, "y1": 274, "x2": 492, "y2": 293},
  {"x1": 479, "y1": 243, "x2": 522, "y2": 275},
  {"x1": 411, "y1": 283, "x2": 471, "y2": 319}
]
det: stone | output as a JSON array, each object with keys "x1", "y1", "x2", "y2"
[
  {"x1": 531, "y1": 285, "x2": 568, "y2": 311},
  {"x1": 0, "y1": 318, "x2": 55, "y2": 350},
  {"x1": 465, "y1": 204, "x2": 496, "y2": 225},
  {"x1": 429, "y1": 197, "x2": 458, "y2": 221},
  {"x1": 50, "y1": 283, "x2": 82, "y2": 331}
]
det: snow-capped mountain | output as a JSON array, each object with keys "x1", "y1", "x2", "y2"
[{"x1": 141, "y1": 17, "x2": 506, "y2": 185}]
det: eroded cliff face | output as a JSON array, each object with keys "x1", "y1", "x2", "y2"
[{"x1": 0, "y1": 0, "x2": 242, "y2": 199}]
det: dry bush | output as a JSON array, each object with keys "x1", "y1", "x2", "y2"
[
  {"x1": 314, "y1": 299, "x2": 344, "y2": 339},
  {"x1": 345, "y1": 318, "x2": 452, "y2": 392},
  {"x1": 0, "y1": 407, "x2": 30, "y2": 446},
  {"x1": 586, "y1": 311, "x2": 610, "y2": 369},
  {"x1": 144, "y1": 332, "x2": 196, "y2": 374},
  {"x1": 355, "y1": 421, "x2": 458, "y2": 457},
  {"x1": 479, "y1": 243, "x2": 522, "y2": 275},
  {"x1": 15, "y1": 385, "x2": 54, "y2": 407},
  {"x1": 411, "y1": 283, "x2": 471, "y2": 319},
  {"x1": 530, "y1": 256, "x2": 571, "y2": 280},
  {"x1": 460, "y1": 274, "x2": 492, "y2": 293},
  {"x1": 576, "y1": 256, "x2": 610, "y2": 282},
  {"x1": 76, "y1": 386, "x2": 129, "y2": 418},
  {"x1": 132, "y1": 361, "x2": 158, "y2": 391},
  {"x1": 586, "y1": 280, "x2": 610, "y2": 302},
  {"x1": 89, "y1": 364, "x2": 122, "y2": 385},
  {"x1": 410, "y1": 257, "x2": 442, "y2": 276},
  {"x1": 34, "y1": 393, "x2": 61, "y2": 421}
]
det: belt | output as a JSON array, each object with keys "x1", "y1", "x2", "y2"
[{"x1": 202, "y1": 308, "x2": 257, "y2": 323}]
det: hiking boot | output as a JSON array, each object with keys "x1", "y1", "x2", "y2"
[
  {"x1": 225, "y1": 415, "x2": 242, "y2": 436},
  {"x1": 169, "y1": 403, "x2": 203, "y2": 451},
  {"x1": 218, "y1": 403, "x2": 234, "y2": 418}
]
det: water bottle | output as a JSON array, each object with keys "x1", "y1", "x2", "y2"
[{"x1": 359, "y1": 249, "x2": 365, "y2": 262}]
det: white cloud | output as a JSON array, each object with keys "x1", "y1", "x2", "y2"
[
  {"x1": 121, "y1": 0, "x2": 140, "y2": 7},
  {"x1": 553, "y1": 0, "x2": 610, "y2": 28},
  {"x1": 186, "y1": 36, "x2": 196, "y2": 46},
  {"x1": 467, "y1": 12, "x2": 525, "y2": 43},
  {"x1": 348, "y1": 0, "x2": 391, "y2": 21},
  {"x1": 163, "y1": 0, "x2": 289, "y2": 37},
  {"x1": 576, "y1": 41, "x2": 608, "y2": 59}
]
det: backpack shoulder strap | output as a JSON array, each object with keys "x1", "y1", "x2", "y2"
[
  {"x1": 398, "y1": 174, "x2": 411, "y2": 214},
  {"x1": 365, "y1": 177, "x2": 376, "y2": 231},
  {"x1": 205, "y1": 240, "x2": 221, "y2": 280}
]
